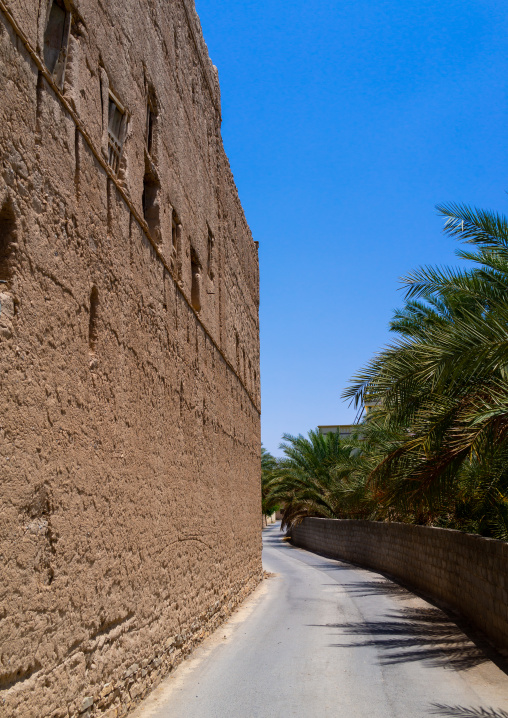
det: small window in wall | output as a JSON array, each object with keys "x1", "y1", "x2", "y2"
[
  {"x1": 190, "y1": 248, "x2": 202, "y2": 313},
  {"x1": 43, "y1": 0, "x2": 70, "y2": 81},
  {"x1": 146, "y1": 98, "x2": 156, "y2": 155},
  {"x1": 88, "y1": 286, "x2": 99, "y2": 352},
  {"x1": 207, "y1": 228, "x2": 215, "y2": 281},
  {"x1": 0, "y1": 198, "x2": 16, "y2": 285},
  {"x1": 142, "y1": 173, "x2": 161, "y2": 245},
  {"x1": 108, "y1": 94, "x2": 126, "y2": 174},
  {"x1": 172, "y1": 210, "x2": 178, "y2": 251}
]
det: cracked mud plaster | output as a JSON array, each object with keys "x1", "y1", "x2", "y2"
[{"x1": 0, "y1": 1, "x2": 261, "y2": 716}]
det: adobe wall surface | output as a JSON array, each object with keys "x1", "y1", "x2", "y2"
[
  {"x1": 292, "y1": 518, "x2": 508, "y2": 652},
  {"x1": 0, "y1": 1, "x2": 261, "y2": 716}
]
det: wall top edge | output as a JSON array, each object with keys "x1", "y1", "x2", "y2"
[{"x1": 300, "y1": 517, "x2": 508, "y2": 546}]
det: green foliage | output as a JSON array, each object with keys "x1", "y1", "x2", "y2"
[
  {"x1": 261, "y1": 445, "x2": 280, "y2": 517},
  {"x1": 342, "y1": 202, "x2": 508, "y2": 539},
  {"x1": 263, "y1": 429, "x2": 373, "y2": 531},
  {"x1": 266, "y1": 202, "x2": 508, "y2": 539}
]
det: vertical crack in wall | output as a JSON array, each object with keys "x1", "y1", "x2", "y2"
[{"x1": 74, "y1": 126, "x2": 81, "y2": 199}]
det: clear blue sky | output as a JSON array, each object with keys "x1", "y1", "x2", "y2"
[{"x1": 195, "y1": 0, "x2": 508, "y2": 456}]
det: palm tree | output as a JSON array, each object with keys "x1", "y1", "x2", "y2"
[
  {"x1": 264, "y1": 429, "x2": 369, "y2": 530},
  {"x1": 261, "y1": 445, "x2": 279, "y2": 518},
  {"x1": 342, "y1": 203, "x2": 508, "y2": 537}
]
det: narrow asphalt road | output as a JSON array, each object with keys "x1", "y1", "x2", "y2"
[{"x1": 133, "y1": 523, "x2": 508, "y2": 718}]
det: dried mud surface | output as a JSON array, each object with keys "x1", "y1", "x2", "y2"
[{"x1": 0, "y1": 1, "x2": 261, "y2": 716}]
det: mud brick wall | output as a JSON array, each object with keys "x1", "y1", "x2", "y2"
[
  {"x1": 0, "y1": 1, "x2": 261, "y2": 716},
  {"x1": 292, "y1": 518, "x2": 508, "y2": 652}
]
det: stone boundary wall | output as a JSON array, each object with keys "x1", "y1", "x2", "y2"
[{"x1": 292, "y1": 518, "x2": 508, "y2": 651}]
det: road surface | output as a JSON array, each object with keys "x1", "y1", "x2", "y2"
[{"x1": 133, "y1": 522, "x2": 508, "y2": 718}]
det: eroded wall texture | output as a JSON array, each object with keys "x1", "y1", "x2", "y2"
[{"x1": 0, "y1": 1, "x2": 261, "y2": 716}]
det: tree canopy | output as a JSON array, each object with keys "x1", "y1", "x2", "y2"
[{"x1": 264, "y1": 203, "x2": 508, "y2": 539}]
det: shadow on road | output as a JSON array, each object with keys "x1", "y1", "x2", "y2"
[
  {"x1": 314, "y1": 605, "x2": 508, "y2": 673},
  {"x1": 430, "y1": 705, "x2": 508, "y2": 717},
  {"x1": 337, "y1": 578, "x2": 413, "y2": 599},
  {"x1": 262, "y1": 534, "x2": 287, "y2": 546},
  {"x1": 296, "y1": 560, "x2": 360, "y2": 571},
  {"x1": 321, "y1": 577, "x2": 414, "y2": 596}
]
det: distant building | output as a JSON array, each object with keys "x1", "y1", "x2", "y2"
[
  {"x1": 318, "y1": 424, "x2": 356, "y2": 439},
  {"x1": 364, "y1": 399, "x2": 381, "y2": 415},
  {"x1": 318, "y1": 400, "x2": 381, "y2": 439}
]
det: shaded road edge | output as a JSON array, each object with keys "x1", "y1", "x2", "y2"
[{"x1": 130, "y1": 574, "x2": 275, "y2": 717}]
